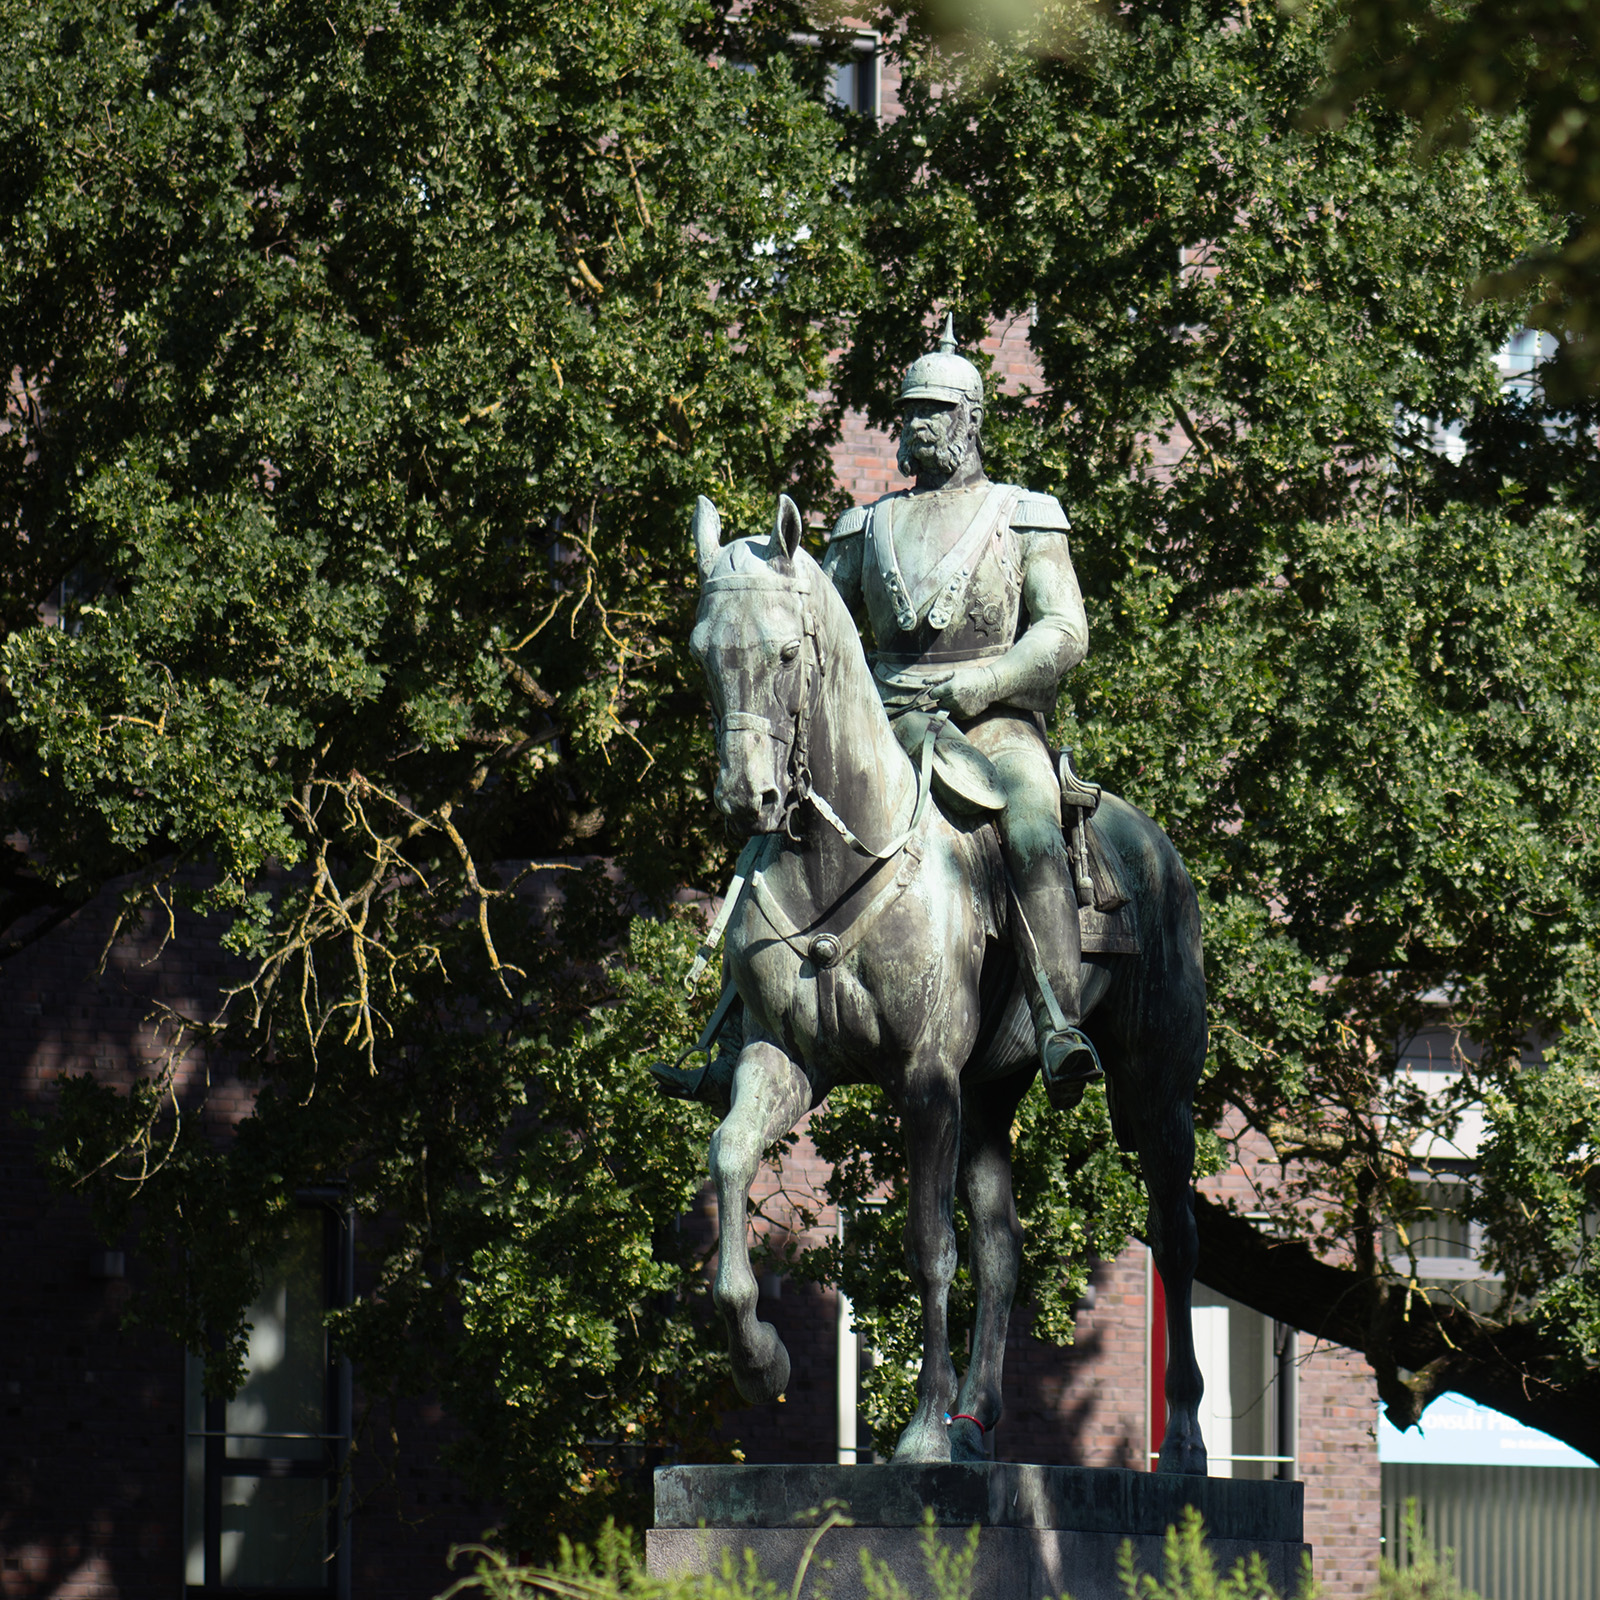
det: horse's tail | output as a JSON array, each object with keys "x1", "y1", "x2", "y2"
[{"x1": 1085, "y1": 792, "x2": 1208, "y2": 1153}]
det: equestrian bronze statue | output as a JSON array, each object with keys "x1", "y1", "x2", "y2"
[{"x1": 653, "y1": 322, "x2": 1210, "y2": 1473}]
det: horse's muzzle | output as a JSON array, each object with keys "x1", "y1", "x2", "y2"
[
  {"x1": 715, "y1": 734, "x2": 787, "y2": 834},
  {"x1": 714, "y1": 776, "x2": 785, "y2": 834}
]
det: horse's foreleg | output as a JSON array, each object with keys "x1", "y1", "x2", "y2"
[
  {"x1": 1142, "y1": 1099, "x2": 1208, "y2": 1474},
  {"x1": 949, "y1": 1076, "x2": 1027, "y2": 1463},
  {"x1": 710, "y1": 1039, "x2": 811, "y2": 1405},
  {"x1": 891, "y1": 1061, "x2": 962, "y2": 1464}
]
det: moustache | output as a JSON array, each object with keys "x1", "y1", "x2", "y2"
[{"x1": 898, "y1": 430, "x2": 966, "y2": 477}]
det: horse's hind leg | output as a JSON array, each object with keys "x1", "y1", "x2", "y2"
[
  {"x1": 949, "y1": 1071, "x2": 1030, "y2": 1463},
  {"x1": 891, "y1": 1059, "x2": 962, "y2": 1464},
  {"x1": 1141, "y1": 1093, "x2": 1208, "y2": 1474},
  {"x1": 710, "y1": 1039, "x2": 811, "y2": 1404}
]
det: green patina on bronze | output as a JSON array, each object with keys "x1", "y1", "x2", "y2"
[{"x1": 655, "y1": 329, "x2": 1216, "y2": 1472}]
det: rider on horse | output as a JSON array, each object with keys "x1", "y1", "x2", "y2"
[
  {"x1": 820, "y1": 316, "x2": 1101, "y2": 1105},
  {"x1": 655, "y1": 316, "x2": 1103, "y2": 1112},
  {"x1": 650, "y1": 424, "x2": 1210, "y2": 1466}
]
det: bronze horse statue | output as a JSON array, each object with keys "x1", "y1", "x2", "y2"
[{"x1": 682, "y1": 492, "x2": 1209, "y2": 1471}]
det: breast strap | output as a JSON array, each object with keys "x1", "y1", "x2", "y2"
[{"x1": 747, "y1": 834, "x2": 925, "y2": 973}]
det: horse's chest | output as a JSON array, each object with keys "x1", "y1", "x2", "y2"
[
  {"x1": 728, "y1": 917, "x2": 879, "y2": 1066},
  {"x1": 726, "y1": 864, "x2": 969, "y2": 1071}
]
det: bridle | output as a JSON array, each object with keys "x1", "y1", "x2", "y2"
[
  {"x1": 703, "y1": 573, "x2": 932, "y2": 863},
  {"x1": 705, "y1": 581, "x2": 824, "y2": 844}
]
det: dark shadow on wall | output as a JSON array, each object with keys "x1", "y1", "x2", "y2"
[{"x1": 0, "y1": 880, "x2": 492, "y2": 1600}]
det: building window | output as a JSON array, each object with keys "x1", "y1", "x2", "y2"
[
  {"x1": 184, "y1": 1203, "x2": 352, "y2": 1597},
  {"x1": 1497, "y1": 326, "x2": 1559, "y2": 396},
  {"x1": 1150, "y1": 1258, "x2": 1297, "y2": 1480},
  {"x1": 829, "y1": 34, "x2": 880, "y2": 118},
  {"x1": 1188, "y1": 1284, "x2": 1297, "y2": 1480},
  {"x1": 1381, "y1": 1022, "x2": 1599, "y2": 1597},
  {"x1": 732, "y1": 32, "x2": 879, "y2": 119},
  {"x1": 1406, "y1": 325, "x2": 1564, "y2": 463}
]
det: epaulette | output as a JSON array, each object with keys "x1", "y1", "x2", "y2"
[
  {"x1": 1010, "y1": 490, "x2": 1070, "y2": 532},
  {"x1": 826, "y1": 505, "x2": 870, "y2": 543}
]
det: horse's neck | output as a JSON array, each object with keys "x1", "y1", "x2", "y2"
[{"x1": 797, "y1": 615, "x2": 917, "y2": 895}]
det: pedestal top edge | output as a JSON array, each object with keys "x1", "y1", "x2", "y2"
[{"x1": 653, "y1": 1462, "x2": 1304, "y2": 1542}]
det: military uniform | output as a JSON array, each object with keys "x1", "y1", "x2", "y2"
[
  {"x1": 820, "y1": 482, "x2": 1086, "y2": 725},
  {"x1": 822, "y1": 475, "x2": 1098, "y2": 1090},
  {"x1": 812, "y1": 315, "x2": 1100, "y2": 1093}
]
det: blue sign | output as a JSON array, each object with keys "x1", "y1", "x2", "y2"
[{"x1": 1378, "y1": 1391, "x2": 1596, "y2": 1469}]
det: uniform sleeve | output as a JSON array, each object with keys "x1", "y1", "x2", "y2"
[
  {"x1": 820, "y1": 505, "x2": 867, "y2": 611},
  {"x1": 980, "y1": 516, "x2": 1088, "y2": 714}
]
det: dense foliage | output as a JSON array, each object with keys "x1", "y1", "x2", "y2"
[
  {"x1": 1308, "y1": 0, "x2": 1600, "y2": 398},
  {"x1": 810, "y1": 0, "x2": 1600, "y2": 1453},
  {"x1": 0, "y1": 0, "x2": 866, "y2": 1540},
  {"x1": 4, "y1": 0, "x2": 1600, "y2": 1547},
  {"x1": 444, "y1": 1504, "x2": 1480, "y2": 1600}
]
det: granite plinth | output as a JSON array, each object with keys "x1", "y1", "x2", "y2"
[{"x1": 646, "y1": 1464, "x2": 1310, "y2": 1600}]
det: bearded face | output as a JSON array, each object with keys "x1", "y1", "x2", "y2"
[{"x1": 897, "y1": 397, "x2": 981, "y2": 482}]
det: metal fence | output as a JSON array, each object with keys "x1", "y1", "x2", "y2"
[{"x1": 1382, "y1": 1463, "x2": 1600, "y2": 1600}]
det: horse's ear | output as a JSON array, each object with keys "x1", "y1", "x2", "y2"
[
  {"x1": 773, "y1": 494, "x2": 804, "y2": 564},
  {"x1": 692, "y1": 495, "x2": 722, "y2": 582}
]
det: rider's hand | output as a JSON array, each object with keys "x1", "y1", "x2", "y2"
[{"x1": 928, "y1": 666, "x2": 997, "y2": 721}]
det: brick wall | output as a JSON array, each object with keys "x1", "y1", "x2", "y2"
[
  {"x1": 1298, "y1": 1342, "x2": 1382, "y2": 1597},
  {"x1": 0, "y1": 889, "x2": 490, "y2": 1599},
  {"x1": 1002, "y1": 1249, "x2": 1149, "y2": 1472}
]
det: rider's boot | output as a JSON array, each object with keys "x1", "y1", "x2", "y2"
[
  {"x1": 1011, "y1": 848, "x2": 1103, "y2": 1112},
  {"x1": 648, "y1": 1001, "x2": 743, "y2": 1115}
]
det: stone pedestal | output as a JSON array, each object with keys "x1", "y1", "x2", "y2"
[{"x1": 647, "y1": 1463, "x2": 1308, "y2": 1600}]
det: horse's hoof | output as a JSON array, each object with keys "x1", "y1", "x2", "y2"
[
  {"x1": 730, "y1": 1322, "x2": 791, "y2": 1405},
  {"x1": 1157, "y1": 1439, "x2": 1209, "y2": 1475},
  {"x1": 892, "y1": 1417, "x2": 953, "y2": 1464},
  {"x1": 948, "y1": 1416, "x2": 987, "y2": 1462}
]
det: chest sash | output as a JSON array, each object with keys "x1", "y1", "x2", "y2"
[{"x1": 869, "y1": 483, "x2": 1020, "y2": 634}]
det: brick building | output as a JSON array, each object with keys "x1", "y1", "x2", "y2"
[
  {"x1": 8, "y1": 37, "x2": 1597, "y2": 1600},
  {"x1": 0, "y1": 889, "x2": 493, "y2": 1600}
]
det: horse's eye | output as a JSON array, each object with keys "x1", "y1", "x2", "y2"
[{"x1": 780, "y1": 640, "x2": 802, "y2": 664}]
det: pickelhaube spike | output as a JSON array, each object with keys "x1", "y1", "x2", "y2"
[{"x1": 900, "y1": 312, "x2": 983, "y2": 406}]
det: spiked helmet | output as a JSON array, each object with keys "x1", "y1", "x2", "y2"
[{"x1": 898, "y1": 314, "x2": 983, "y2": 406}]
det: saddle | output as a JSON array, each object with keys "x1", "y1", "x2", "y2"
[{"x1": 887, "y1": 715, "x2": 1138, "y2": 955}]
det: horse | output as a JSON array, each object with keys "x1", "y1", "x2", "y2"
[{"x1": 683, "y1": 491, "x2": 1209, "y2": 1471}]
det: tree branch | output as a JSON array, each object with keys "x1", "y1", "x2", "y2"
[{"x1": 1192, "y1": 1193, "x2": 1600, "y2": 1461}]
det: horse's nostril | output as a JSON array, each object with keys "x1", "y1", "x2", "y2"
[{"x1": 759, "y1": 787, "x2": 781, "y2": 813}]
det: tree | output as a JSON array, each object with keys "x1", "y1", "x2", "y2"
[
  {"x1": 803, "y1": 0, "x2": 1600, "y2": 1456},
  {"x1": 10, "y1": 0, "x2": 1600, "y2": 1545},
  {"x1": 0, "y1": 0, "x2": 868, "y2": 1543},
  {"x1": 1305, "y1": 0, "x2": 1600, "y2": 398}
]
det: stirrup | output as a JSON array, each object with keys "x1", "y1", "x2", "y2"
[
  {"x1": 648, "y1": 1050, "x2": 736, "y2": 1111},
  {"x1": 1041, "y1": 1027, "x2": 1103, "y2": 1112}
]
